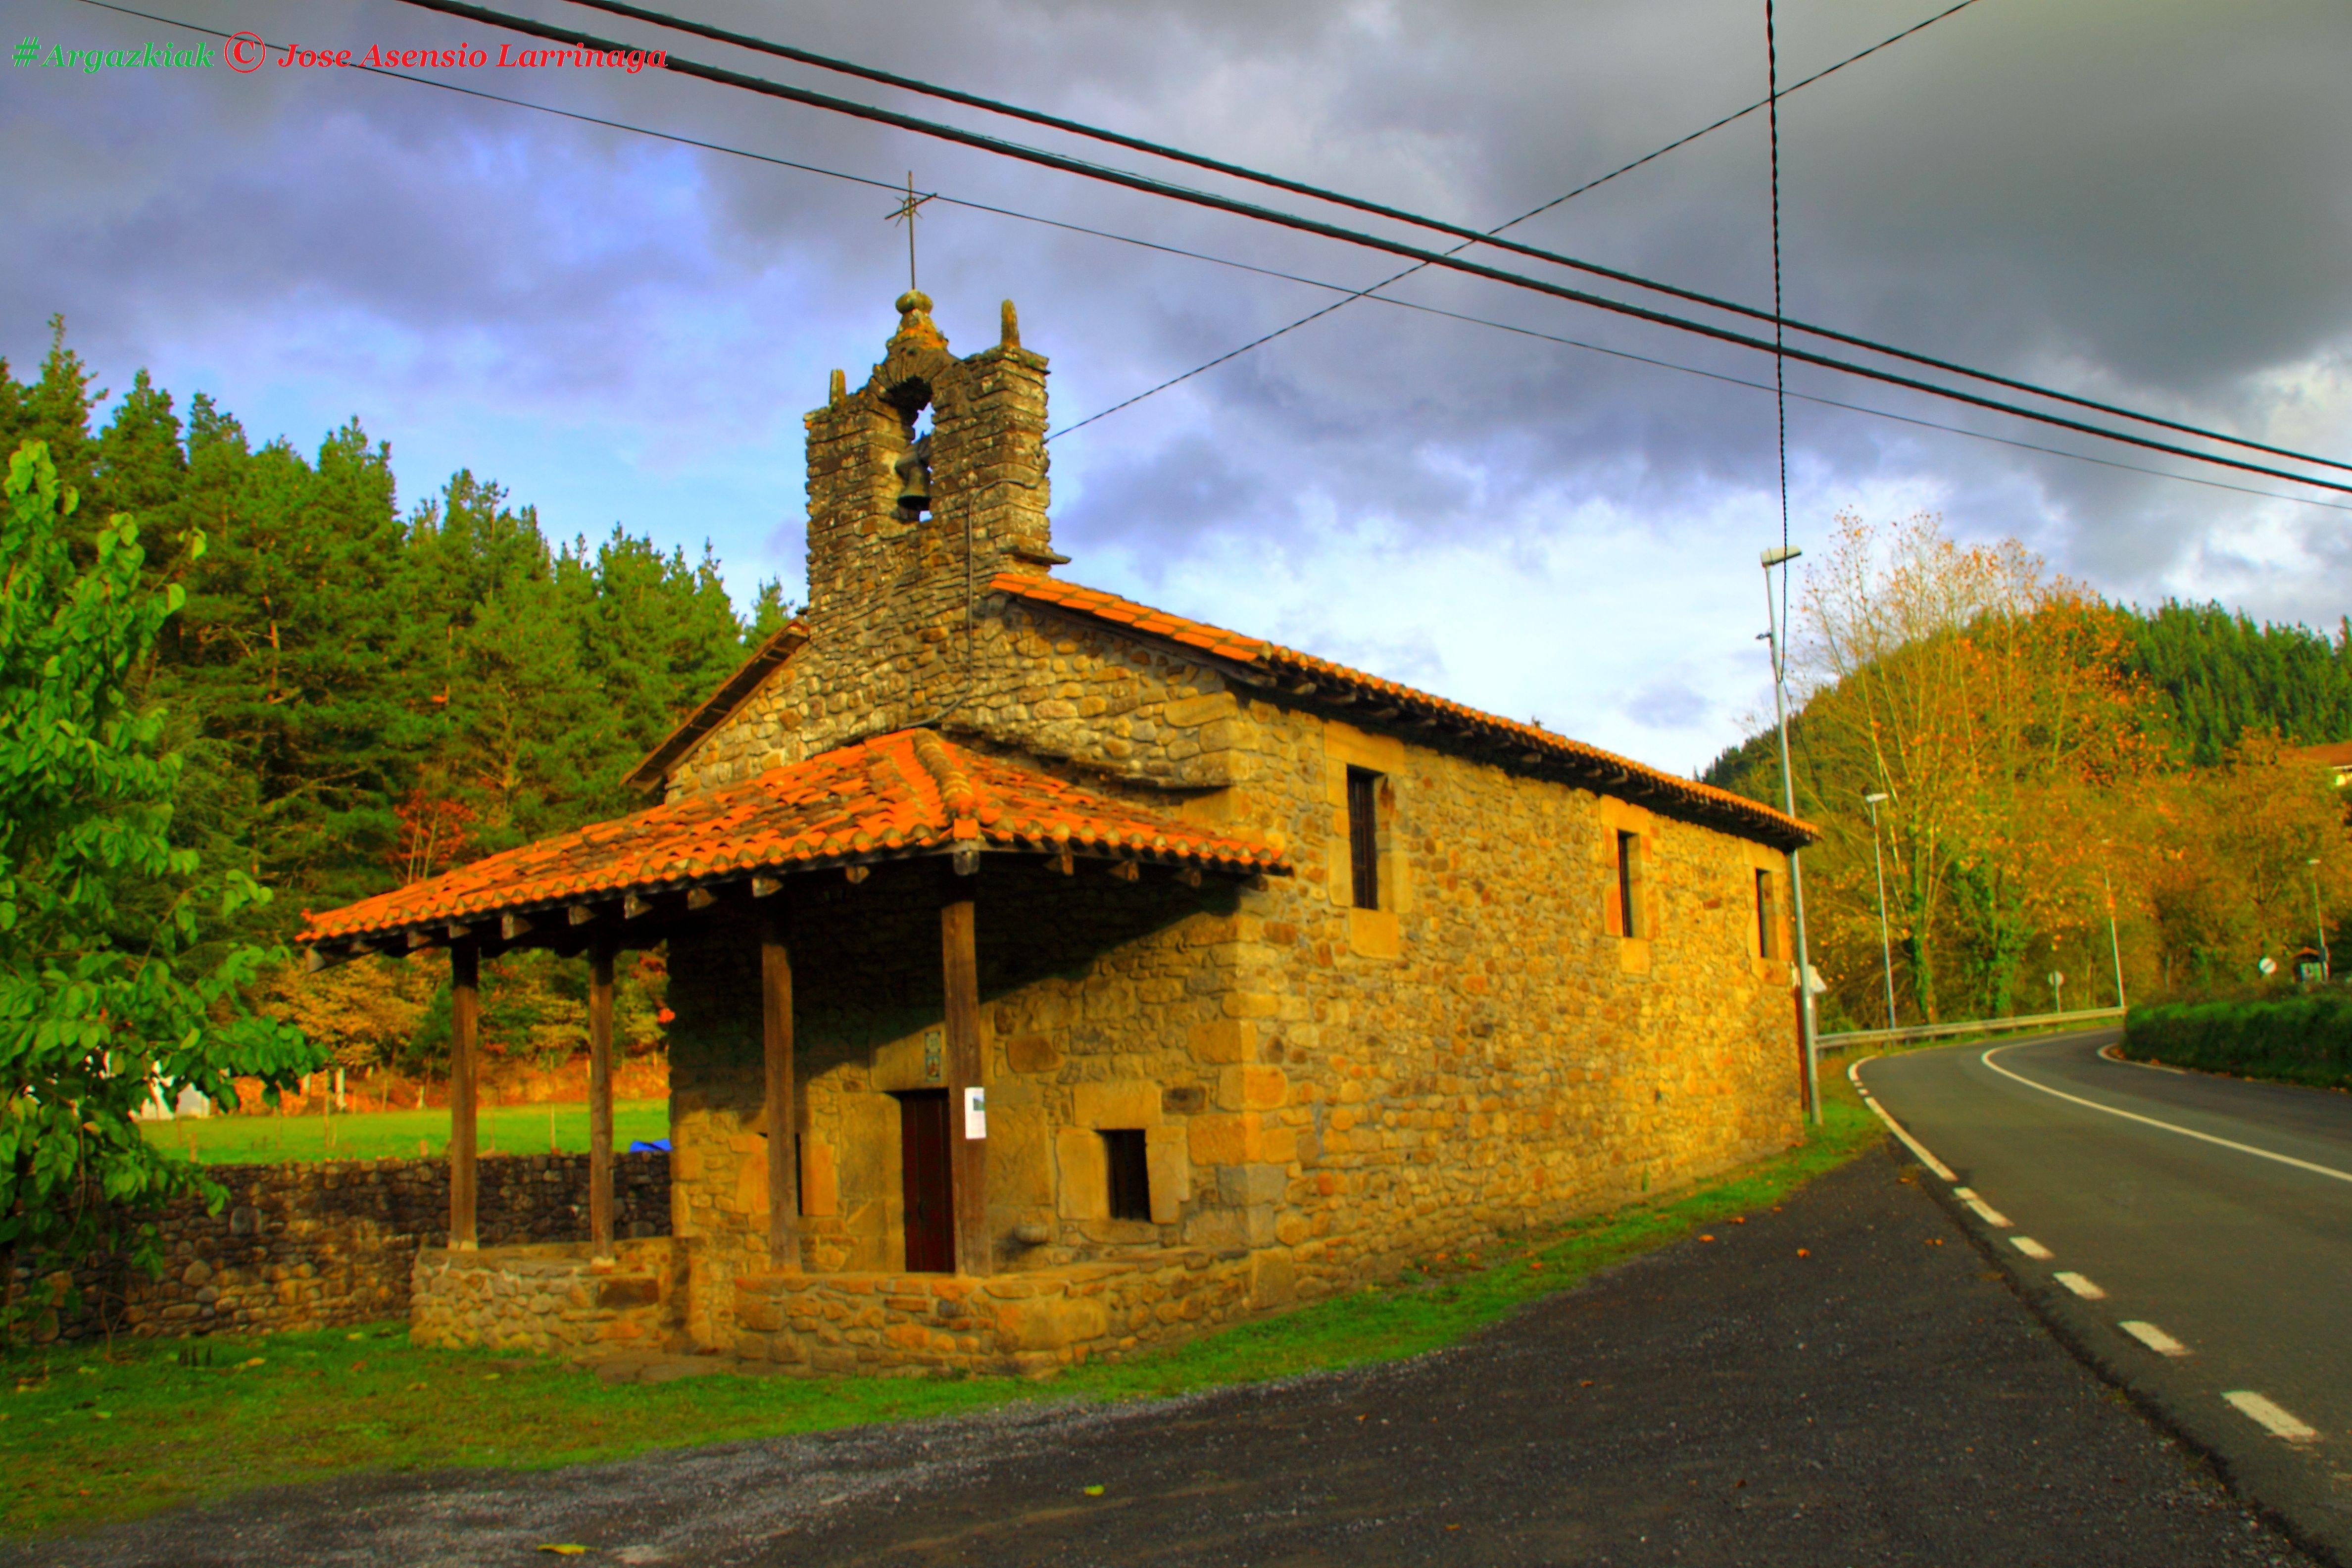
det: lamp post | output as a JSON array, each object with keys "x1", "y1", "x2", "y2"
[
  {"x1": 1762, "y1": 545, "x2": 1819, "y2": 1126},
  {"x1": 2099, "y1": 859, "x2": 2126, "y2": 1010},
  {"x1": 1863, "y1": 791, "x2": 1897, "y2": 1030},
  {"x1": 2310, "y1": 858, "x2": 2331, "y2": 980}
]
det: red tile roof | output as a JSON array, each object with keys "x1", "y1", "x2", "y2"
[
  {"x1": 301, "y1": 729, "x2": 1288, "y2": 946},
  {"x1": 993, "y1": 573, "x2": 1815, "y2": 850}
]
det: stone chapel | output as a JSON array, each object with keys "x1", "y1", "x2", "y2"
[{"x1": 303, "y1": 292, "x2": 1814, "y2": 1373}]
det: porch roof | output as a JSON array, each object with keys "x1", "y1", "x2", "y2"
[{"x1": 299, "y1": 728, "x2": 1288, "y2": 956}]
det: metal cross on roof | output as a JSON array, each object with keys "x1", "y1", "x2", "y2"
[{"x1": 887, "y1": 172, "x2": 933, "y2": 291}]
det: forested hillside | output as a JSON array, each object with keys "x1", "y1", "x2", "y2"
[
  {"x1": 1704, "y1": 512, "x2": 2350, "y2": 1030},
  {"x1": 1, "y1": 320, "x2": 792, "y2": 1080},
  {"x1": 2122, "y1": 601, "x2": 2352, "y2": 765},
  {"x1": 0, "y1": 319, "x2": 790, "y2": 931}
]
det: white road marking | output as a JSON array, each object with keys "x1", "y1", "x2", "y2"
[
  {"x1": 1847, "y1": 1058, "x2": 1958, "y2": 1180},
  {"x1": 1952, "y1": 1187, "x2": 2012, "y2": 1227},
  {"x1": 2099, "y1": 1042, "x2": 2186, "y2": 1075},
  {"x1": 2054, "y1": 1272, "x2": 2106, "y2": 1299},
  {"x1": 2222, "y1": 1391, "x2": 2320, "y2": 1443},
  {"x1": 2010, "y1": 1236, "x2": 2054, "y2": 1259},
  {"x1": 1979, "y1": 1045, "x2": 2352, "y2": 1186},
  {"x1": 2118, "y1": 1320, "x2": 2191, "y2": 1357}
]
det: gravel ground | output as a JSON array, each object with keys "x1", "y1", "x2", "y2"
[{"x1": 9, "y1": 1147, "x2": 2321, "y2": 1567}]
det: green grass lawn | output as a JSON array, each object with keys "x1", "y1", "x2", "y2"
[
  {"x1": 16, "y1": 1081, "x2": 1887, "y2": 1539},
  {"x1": 139, "y1": 1100, "x2": 672, "y2": 1166}
]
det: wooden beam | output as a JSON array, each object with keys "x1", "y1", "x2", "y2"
[
  {"x1": 1049, "y1": 849, "x2": 1074, "y2": 876},
  {"x1": 950, "y1": 842, "x2": 981, "y2": 877},
  {"x1": 1176, "y1": 866, "x2": 1203, "y2": 888},
  {"x1": 750, "y1": 874, "x2": 783, "y2": 898},
  {"x1": 761, "y1": 907, "x2": 801, "y2": 1272},
  {"x1": 445, "y1": 922, "x2": 473, "y2": 942},
  {"x1": 500, "y1": 913, "x2": 535, "y2": 942},
  {"x1": 449, "y1": 939, "x2": 480, "y2": 1252},
  {"x1": 686, "y1": 886, "x2": 719, "y2": 912},
  {"x1": 940, "y1": 880, "x2": 989, "y2": 1276},
  {"x1": 406, "y1": 929, "x2": 441, "y2": 953},
  {"x1": 1109, "y1": 859, "x2": 1140, "y2": 882},
  {"x1": 623, "y1": 891, "x2": 668, "y2": 921},
  {"x1": 567, "y1": 903, "x2": 597, "y2": 927},
  {"x1": 844, "y1": 864, "x2": 870, "y2": 885},
  {"x1": 588, "y1": 935, "x2": 616, "y2": 1263}
]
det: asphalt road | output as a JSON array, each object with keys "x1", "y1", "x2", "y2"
[
  {"x1": 9, "y1": 1151, "x2": 2314, "y2": 1568},
  {"x1": 1862, "y1": 1029, "x2": 2352, "y2": 1564}
]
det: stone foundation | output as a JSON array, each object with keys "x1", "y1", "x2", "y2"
[
  {"x1": 730, "y1": 1247, "x2": 1297, "y2": 1377},
  {"x1": 410, "y1": 1238, "x2": 677, "y2": 1357}
]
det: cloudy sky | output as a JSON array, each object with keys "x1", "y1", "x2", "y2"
[{"x1": 5, "y1": 0, "x2": 2349, "y2": 773}]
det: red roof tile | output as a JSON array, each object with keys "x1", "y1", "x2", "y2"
[
  {"x1": 301, "y1": 729, "x2": 1289, "y2": 946},
  {"x1": 991, "y1": 572, "x2": 1815, "y2": 849}
]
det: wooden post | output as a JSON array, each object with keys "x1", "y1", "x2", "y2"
[
  {"x1": 449, "y1": 939, "x2": 480, "y2": 1251},
  {"x1": 588, "y1": 935, "x2": 617, "y2": 1263},
  {"x1": 940, "y1": 876, "x2": 990, "y2": 1276},
  {"x1": 762, "y1": 908, "x2": 801, "y2": 1271}
]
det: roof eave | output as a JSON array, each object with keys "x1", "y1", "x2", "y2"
[{"x1": 620, "y1": 621, "x2": 810, "y2": 795}]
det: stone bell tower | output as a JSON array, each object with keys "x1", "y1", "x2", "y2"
[{"x1": 800, "y1": 293, "x2": 1060, "y2": 644}]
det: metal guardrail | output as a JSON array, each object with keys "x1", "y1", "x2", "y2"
[{"x1": 1816, "y1": 1006, "x2": 2126, "y2": 1054}]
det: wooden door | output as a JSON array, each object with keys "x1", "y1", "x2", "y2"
[{"x1": 897, "y1": 1090, "x2": 956, "y2": 1273}]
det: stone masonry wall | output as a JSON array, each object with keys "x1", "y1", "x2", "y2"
[
  {"x1": 651, "y1": 295, "x2": 1804, "y2": 1362},
  {"x1": 732, "y1": 1249, "x2": 1265, "y2": 1378},
  {"x1": 18, "y1": 1150, "x2": 668, "y2": 1345},
  {"x1": 410, "y1": 1237, "x2": 674, "y2": 1358}
]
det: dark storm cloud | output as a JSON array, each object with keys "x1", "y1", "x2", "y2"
[{"x1": 4, "y1": 0, "x2": 2347, "y2": 763}]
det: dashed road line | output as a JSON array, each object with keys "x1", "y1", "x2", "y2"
[
  {"x1": 1953, "y1": 1187, "x2": 2012, "y2": 1227},
  {"x1": 2222, "y1": 1391, "x2": 2320, "y2": 1443},
  {"x1": 1980, "y1": 1044, "x2": 2352, "y2": 1186},
  {"x1": 2054, "y1": 1271, "x2": 2106, "y2": 1300},
  {"x1": 1848, "y1": 1058, "x2": 1957, "y2": 1180},
  {"x1": 2010, "y1": 1236, "x2": 2054, "y2": 1259},
  {"x1": 2119, "y1": 1320, "x2": 2191, "y2": 1357}
]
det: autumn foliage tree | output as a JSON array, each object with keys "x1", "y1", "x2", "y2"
[{"x1": 1712, "y1": 510, "x2": 2351, "y2": 1027}]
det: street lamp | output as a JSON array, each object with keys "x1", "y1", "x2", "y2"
[
  {"x1": 1863, "y1": 791, "x2": 1897, "y2": 1030},
  {"x1": 2098, "y1": 857, "x2": 2126, "y2": 1011},
  {"x1": 2309, "y1": 858, "x2": 2331, "y2": 980},
  {"x1": 1762, "y1": 544, "x2": 1819, "y2": 1126}
]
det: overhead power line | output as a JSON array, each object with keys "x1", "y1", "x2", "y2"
[
  {"x1": 547, "y1": 0, "x2": 2344, "y2": 479},
  {"x1": 71, "y1": 0, "x2": 2352, "y2": 518},
  {"x1": 388, "y1": 0, "x2": 2352, "y2": 498},
  {"x1": 570, "y1": 0, "x2": 1991, "y2": 441},
  {"x1": 1050, "y1": 0, "x2": 1988, "y2": 440}
]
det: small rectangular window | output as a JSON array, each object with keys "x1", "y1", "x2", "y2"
[
  {"x1": 1755, "y1": 869, "x2": 1779, "y2": 959},
  {"x1": 1346, "y1": 767, "x2": 1381, "y2": 911},
  {"x1": 1615, "y1": 830, "x2": 1642, "y2": 938},
  {"x1": 1103, "y1": 1129, "x2": 1151, "y2": 1222}
]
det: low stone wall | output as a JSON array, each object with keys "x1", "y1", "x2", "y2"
[
  {"x1": 17, "y1": 1150, "x2": 670, "y2": 1345},
  {"x1": 731, "y1": 1247, "x2": 1292, "y2": 1378},
  {"x1": 411, "y1": 1239, "x2": 676, "y2": 1357}
]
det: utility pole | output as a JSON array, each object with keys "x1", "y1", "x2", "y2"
[
  {"x1": 1864, "y1": 790, "x2": 1896, "y2": 1030},
  {"x1": 2310, "y1": 858, "x2": 2331, "y2": 980},
  {"x1": 1763, "y1": 545, "x2": 1818, "y2": 1125},
  {"x1": 2099, "y1": 860, "x2": 2126, "y2": 1010}
]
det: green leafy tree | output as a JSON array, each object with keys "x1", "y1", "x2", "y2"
[{"x1": 0, "y1": 442, "x2": 319, "y2": 1327}]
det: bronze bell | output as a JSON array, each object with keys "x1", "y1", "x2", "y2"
[{"x1": 894, "y1": 432, "x2": 932, "y2": 513}]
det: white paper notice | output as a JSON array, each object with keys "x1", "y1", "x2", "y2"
[{"x1": 963, "y1": 1085, "x2": 986, "y2": 1140}]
